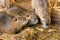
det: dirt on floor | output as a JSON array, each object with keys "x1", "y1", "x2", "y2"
[{"x1": 0, "y1": 24, "x2": 60, "y2": 40}]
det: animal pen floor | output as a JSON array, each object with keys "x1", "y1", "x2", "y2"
[
  {"x1": 0, "y1": 24, "x2": 60, "y2": 40},
  {"x1": 0, "y1": 0, "x2": 60, "y2": 40}
]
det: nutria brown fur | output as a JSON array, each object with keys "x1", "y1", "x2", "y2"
[
  {"x1": 31, "y1": 0, "x2": 51, "y2": 28},
  {"x1": 0, "y1": 12, "x2": 28, "y2": 34}
]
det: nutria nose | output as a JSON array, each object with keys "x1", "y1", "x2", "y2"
[{"x1": 46, "y1": 23, "x2": 49, "y2": 26}]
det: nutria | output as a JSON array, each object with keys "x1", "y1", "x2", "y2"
[
  {"x1": 31, "y1": 0, "x2": 51, "y2": 28},
  {"x1": 6, "y1": 6, "x2": 38, "y2": 26},
  {"x1": 0, "y1": 12, "x2": 28, "y2": 34}
]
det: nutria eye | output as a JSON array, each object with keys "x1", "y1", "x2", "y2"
[
  {"x1": 27, "y1": 15, "x2": 29, "y2": 17},
  {"x1": 15, "y1": 19, "x2": 17, "y2": 21},
  {"x1": 42, "y1": 17, "x2": 45, "y2": 18}
]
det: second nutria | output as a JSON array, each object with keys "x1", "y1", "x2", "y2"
[
  {"x1": 0, "y1": 12, "x2": 28, "y2": 34},
  {"x1": 31, "y1": 0, "x2": 51, "y2": 28},
  {"x1": 6, "y1": 6, "x2": 38, "y2": 26}
]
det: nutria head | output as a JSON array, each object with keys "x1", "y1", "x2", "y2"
[
  {"x1": 26, "y1": 13, "x2": 38, "y2": 26},
  {"x1": 10, "y1": 16, "x2": 28, "y2": 32},
  {"x1": 12, "y1": 16, "x2": 28, "y2": 26},
  {"x1": 40, "y1": 14, "x2": 51, "y2": 28}
]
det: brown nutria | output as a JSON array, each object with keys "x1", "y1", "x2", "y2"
[
  {"x1": 6, "y1": 6, "x2": 38, "y2": 26},
  {"x1": 31, "y1": 0, "x2": 51, "y2": 28},
  {"x1": 0, "y1": 12, "x2": 28, "y2": 34}
]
